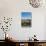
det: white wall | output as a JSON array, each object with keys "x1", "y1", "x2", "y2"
[
  {"x1": 44, "y1": 15, "x2": 46, "y2": 40},
  {"x1": 0, "y1": 0, "x2": 46, "y2": 40}
]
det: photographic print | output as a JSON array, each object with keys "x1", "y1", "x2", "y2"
[{"x1": 21, "y1": 12, "x2": 32, "y2": 27}]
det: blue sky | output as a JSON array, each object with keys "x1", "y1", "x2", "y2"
[{"x1": 21, "y1": 12, "x2": 32, "y2": 19}]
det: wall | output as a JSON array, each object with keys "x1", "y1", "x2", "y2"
[
  {"x1": 0, "y1": 0, "x2": 46, "y2": 40},
  {"x1": 44, "y1": 15, "x2": 46, "y2": 40}
]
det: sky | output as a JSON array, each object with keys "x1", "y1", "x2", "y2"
[{"x1": 21, "y1": 12, "x2": 32, "y2": 19}]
